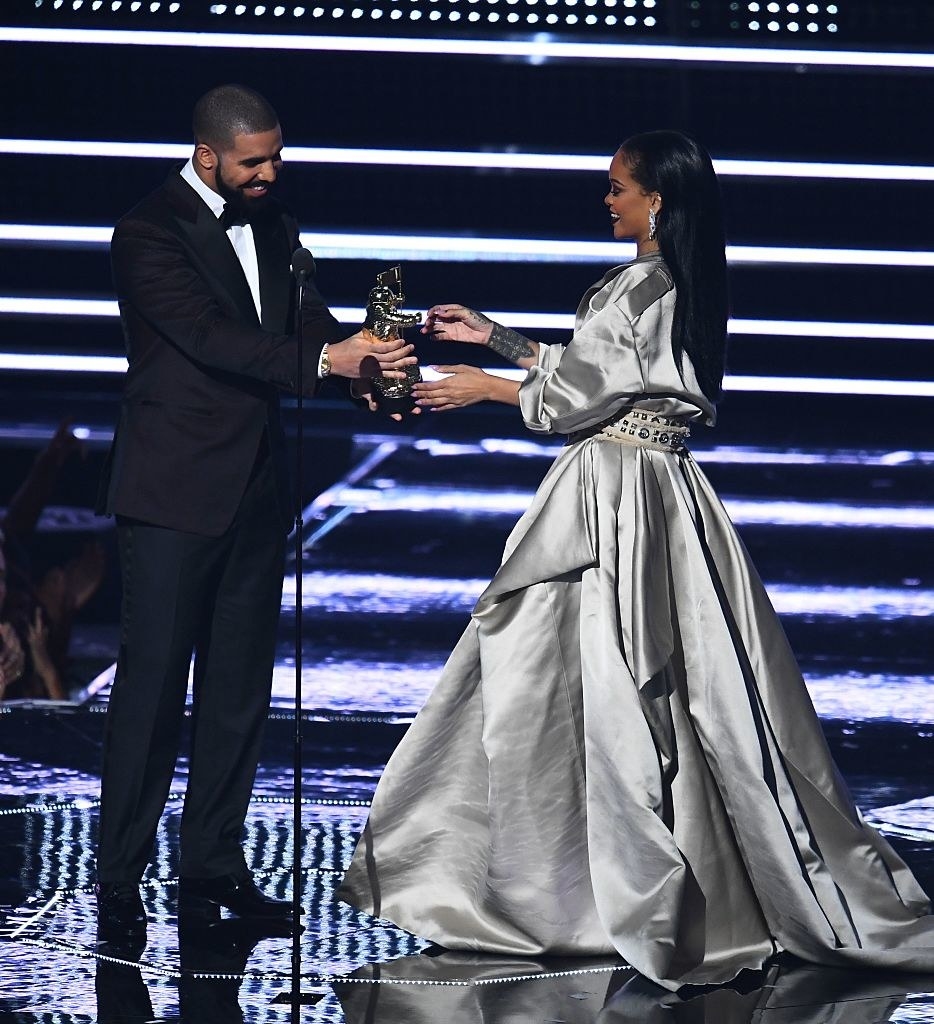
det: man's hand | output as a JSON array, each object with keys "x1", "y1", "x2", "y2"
[
  {"x1": 327, "y1": 330, "x2": 417, "y2": 380},
  {"x1": 350, "y1": 380, "x2": 421, "y2": 422}
]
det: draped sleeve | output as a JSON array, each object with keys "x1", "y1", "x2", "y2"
[{"x1": 518, "y1": 259, "x2": 715, "y2": 435}]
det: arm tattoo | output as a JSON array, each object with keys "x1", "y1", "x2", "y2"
[{"x1": 488, "y1": 321, "x2": 535, "y2": 363}]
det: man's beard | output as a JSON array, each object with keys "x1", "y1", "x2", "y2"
[{"x1": 213, "y1": 160, "x2": 273, "y2": 218}]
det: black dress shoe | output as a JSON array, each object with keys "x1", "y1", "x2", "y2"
[
  {"x1": 96, "y1": 882, "x2": 146, "y2": 941},
  {"x1": 177, "y1": 874, "x2": 298, "y2": 920}
]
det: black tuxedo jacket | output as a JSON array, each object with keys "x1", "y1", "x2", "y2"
[{"x1": 98, "y1": 168, "x2": 343, "y2": 536}]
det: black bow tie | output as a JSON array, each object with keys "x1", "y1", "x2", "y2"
[{"x1": 219, "y1": 205, "x2": 250, "y2": 230}]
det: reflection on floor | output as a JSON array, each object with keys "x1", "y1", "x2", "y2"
[{"x1": 1, "y1": 432, "x2": 932, "y2": 1021}]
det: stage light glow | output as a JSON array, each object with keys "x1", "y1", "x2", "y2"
[
  {"x1": 4, "y1": 138, "x2": 933, "y2": 182},
  {"x1": 0, "y1": 352, "x2": 129, "y2": 373},
  {"x1": 0, "y1": 347, "x2": 929, "y2": 399},
  {"x1": 4, "y1": 221, "x2": 933, "y2": 267},
  {"x1": 457, "y1": 438, "x2": 934, "y2": 469},
  {"x1": 1, "y1": 294, "x2": 932, "y2": 344},
  {"x1": 723, "y1": 375, "x2": 934, "y2": 398},
  {"x1": 314, "y1": 236, "x2": 934, "y2": 268},
  {"x1": 306, "y1": 484, "x2": 934, "y2": 529},
  {"x1": 4, "y1": 27, "x2": 934, "y2": 71},
  {"x1": 726, "y1": 319, "x2": 934, "y2": 341}
]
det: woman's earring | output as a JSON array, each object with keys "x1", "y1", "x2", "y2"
[{"x1": 648, "y1": 208, "x2": 657, "y2": 241}]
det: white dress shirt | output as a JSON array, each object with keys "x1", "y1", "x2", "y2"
[{"x1": 180, "y1": 158, "x2": 262, "y2": 321}]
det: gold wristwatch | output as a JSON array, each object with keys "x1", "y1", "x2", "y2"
[{"x1": 319, "y1": 343, "x2": 331, "y2": 378}]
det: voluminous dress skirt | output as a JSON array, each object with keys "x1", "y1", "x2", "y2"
[{"x1": 338, "y1": 255, "x2": 934, "y2": 990}]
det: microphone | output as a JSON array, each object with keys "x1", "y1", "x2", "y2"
[{"x1": 291, "y1": 247, "x2": 316, "y2": 283}]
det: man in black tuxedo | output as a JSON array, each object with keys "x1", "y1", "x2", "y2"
[{"x1": 95, "y1": 84, "x2": 413, "y2": 935}]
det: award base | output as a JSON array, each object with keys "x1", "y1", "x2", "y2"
[
  {"x1": 372, "y1": 365, "x2": 421, "y2": 416},
  {"x1": 374, "y1": 392, "x2": 417, "y2": 416}
]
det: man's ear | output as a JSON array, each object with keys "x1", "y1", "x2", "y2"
[{"x1": 194, "y1": 143, "x2": 217, "y2": 172}]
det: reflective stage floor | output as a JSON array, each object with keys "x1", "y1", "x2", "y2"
[{"x1": 1, "y1": 429, "x2": 933, "y2": 1022}]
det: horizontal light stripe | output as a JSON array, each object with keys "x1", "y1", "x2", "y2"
[
  {"x1": 3, "y1": 297, "x2": 933, "y2": 347},
  {"x1": 2, "y1": 224, "x2": 932, "y2": 269},
  {"x1": 0, "y1": 350, "x2": 927, "y2": 398},
  {"x1": 727, "y1": 319, "x2": 934, "y2": 341},
  {"x1": 267, "y1": 660, "x2": 934, "y2": 723},
  {"x1": 318, "y1": 484, "x2": 934, "y2": 529},
  {"x1": 727, "y1": 245, "x2": 934, "y2": 268},
  {"x1": 280, "y1": 572, "x2": 934, "y2": 619},
  {"x1": 3, "y1": 139, "x2": 932, "y2": 183},
  {"x1": 0, "y1": 297, "x2": 120, "y2": 316},
  {"x1": 419, "y1": 438, "x2": 934, "y2": 468},
  {"x1": 799, "y1": 676, "x2": 934, "y2": 726},
  {"x1": 0, "y1": 352, "x2": 128, "y2": 373},
  {"x1": 0, "y1": 224, "x2": 113, "y2": 245},
  {"x1": 715, "y1": 158, "x2": 934, "y2": 183},
  {"x1": 722, "y1": 375, "x2": 934, "y2": 397},
  {"x1": 3, "y1": 27, "x2": 934, "y2": 70}
]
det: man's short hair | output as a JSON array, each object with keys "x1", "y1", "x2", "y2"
[{"x1": 192, "y1": 84, "x2": 279, "y2": 152}]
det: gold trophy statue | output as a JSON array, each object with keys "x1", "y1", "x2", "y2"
[{"x1": 362, "y1": 265, "x2": 421, "y2": 414}]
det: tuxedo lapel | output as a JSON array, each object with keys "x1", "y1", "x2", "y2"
[
  {"x1": 164, "y1": 172, "x2": 260, "y2": 326},
  {"x1": 252, "y1": 211, "x2": 292, "y2": 334}
]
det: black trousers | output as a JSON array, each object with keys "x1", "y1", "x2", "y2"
[{"x1": 97, "y1": 456, "x2": 285, "y2": 883}]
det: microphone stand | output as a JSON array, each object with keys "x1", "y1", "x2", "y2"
[{"x1": 290, "y1": 253, "x2": 309, "y2": 1018}]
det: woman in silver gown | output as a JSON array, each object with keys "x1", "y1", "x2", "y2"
[{"x1": 338, "y1": 131, "x2": 934, "y2": 991}]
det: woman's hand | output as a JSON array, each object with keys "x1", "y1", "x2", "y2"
[
  {"x1": 422, "y1": 306, "x2": 494, "y2": 346},
  {"x1": 413, "y1": 365, "x2": 495, "y2": 411}
]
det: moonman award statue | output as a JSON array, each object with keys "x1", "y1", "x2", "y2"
[{"x1": 362, "y1": 265, "x2": 421, "y2": 415}]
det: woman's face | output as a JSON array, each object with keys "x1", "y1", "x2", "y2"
[{"x1": 604, "y1": 150, "x2": 659, "y2": 248}]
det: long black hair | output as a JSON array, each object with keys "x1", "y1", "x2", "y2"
[{"x1": 619, "y1": 130, "x2": 728, "y2": 403}]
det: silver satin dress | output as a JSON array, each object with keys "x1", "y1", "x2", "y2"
[{"x1": 338, "y1": 254, "x2": 934, "y2": 990}]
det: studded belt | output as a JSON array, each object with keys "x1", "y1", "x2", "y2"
[{"x1": 568, "y1": 409, "x2": 691, "y2": 453}]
